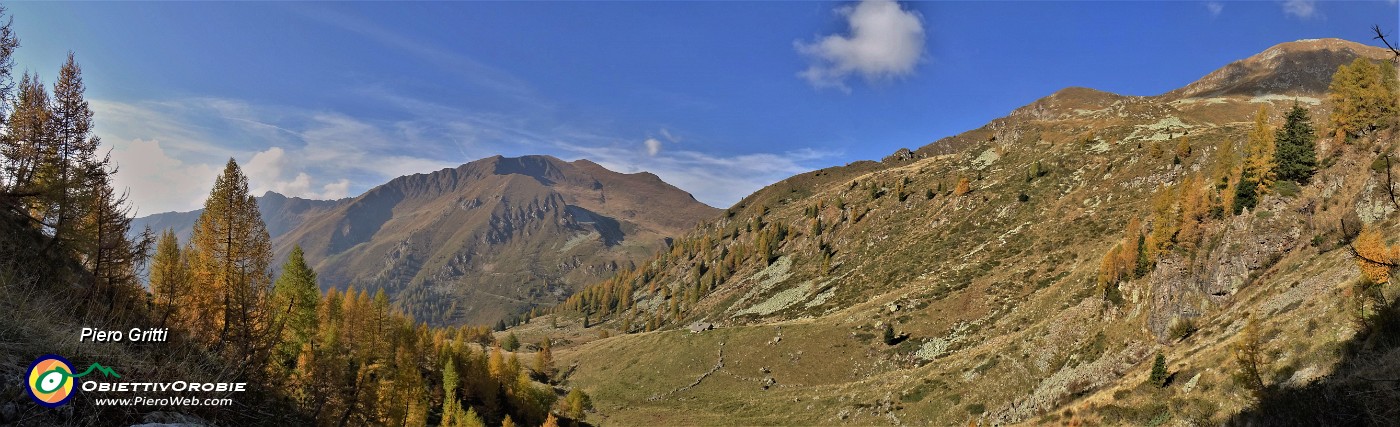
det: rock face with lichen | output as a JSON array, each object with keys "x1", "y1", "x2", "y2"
[{"x1": 1144, "y1": 197, "x2": 1307, "y2": 340}]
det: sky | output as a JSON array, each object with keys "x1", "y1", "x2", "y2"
[{"x1": 6, "y1": 0, "x2": 1397, "y2": 214}]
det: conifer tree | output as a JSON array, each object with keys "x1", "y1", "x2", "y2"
[
  {"x1": 1, "y1": 73, "x2": 50, "y2": 218},
  {"x1": 564, "y1": 388, "x2": 592, "y2": 421},
  {"x1": 1233, "y1": 316, "x2": 1267, "y2": 396},
  {"x1": 1235, "y1": 106, "x2": 1275, "y2": 214},
  {"x1": 502, "y1": 332, "x2": 520, "y2": 352},
  {"x1": 954, "y1": 177, "x2": 972, "y2": 196},
  {"x1": 271, "y1": 245, "x2": 320, "y2": 374},
  {"x1": 1273, "y1": 104, "x2": 1318, "y2": 184},
  {"x1": 1328, "y1": 58, "x2": 1399, "y2": 139},
  {"x1": 190, "y1": 158, "x2": 274, "y2": 365},
  {"x1": 0, "y1": 6, "x2": 17, "y2": 121},
  {"x1": 1148, "y1": 353, "x2": 1168, "y2": 387},
  {"x1": 534, "y1": 338, "x2": 554, "y2": 378},
  {"x1": 150, "y1": 229, "x2": 192, "y2": 327},
  {"x1": 541, "y1": 413, "x2": 560, "y2": 427}
]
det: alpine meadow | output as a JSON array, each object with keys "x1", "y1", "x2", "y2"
[{"x1": 1, "y1": 2, "x2": 1399, "y2": 427}]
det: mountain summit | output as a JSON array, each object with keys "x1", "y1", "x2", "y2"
[
  {"x1": 1166, "y1": 38, "x2": 1391, "y2": 99},
  {"x1": 530, "y1": 38, "x2": 1400, "y2": 425},
  {"x1": 136, "y1": 155, "x2": 719, "y2": 325}
]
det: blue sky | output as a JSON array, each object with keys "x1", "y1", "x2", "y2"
[{"x1": 6, "y1": 0, "x2": 1396, "y2": 214}]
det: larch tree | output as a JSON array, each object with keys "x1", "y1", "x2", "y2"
[
  {"x1": 564, "y1": 388, "x2": 592, "y2": 421},
  {"x1": 534, "y1": 338, "x2": 554, "y2": 378},
  {"x1": 190, "y1": 158, "x2": 274, "y2": 367},
  {"x1": 2, "y1": 72, "x2": 50, "y2": 207},
  {"x1": 149, "y1": 229, "x2": 192, "y2": 328},
  {"x1": 1235, "y1": 106, "x2": 1276, "y2": 214},
  {"x1": 1352, "y1": 225, "x2": 1397, "y2": 285},
  {"x1": 1233, "y1": 316, "x2": 1267, "y2": 396},
  {"x1": 541, "y1": 413, "x2": 560, "y2": 427},
  {"x1": 954, "y1": 177, "x2": 972, "y2": 196},
  {"x1": 41, "y1": 53, "x2": 104, "y2": 258},
  {"x1": 1328, "y1": 57, "x2": 1398, "y2": 139}
]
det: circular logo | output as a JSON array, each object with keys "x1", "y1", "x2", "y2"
[{"x1": 26, "y1": 354, "x2": 76, "y2": 407}]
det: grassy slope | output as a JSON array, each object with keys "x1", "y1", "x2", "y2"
[{"x1": 528, "y1": 81, "x2": 1399, "y2": 425}]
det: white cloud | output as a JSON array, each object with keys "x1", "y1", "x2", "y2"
[
  {"x1": 245, "y1": 146, "x2": 289, "y2": 184},
  {"x1": 108, "y1": 139, "x2": 220, "y2": 214},
  {"x1": 554, "y1": 141, "x2": 837, "y2": 208},
  {"x1": 321, "y1": 179, "x2": 351, "y2": 199},
  {"x1": 644, "y1": 138, "x2": 663, "y2": 156},
  {"x1": 1282, "y1": 0, "x2": 1316, "y2": 18},
  {"x1": 1205, "y1": 2, "x2": 1223, "y2": 17},
  {"x1": 796, "y1": 0, "x2": 926, "y2": 92}
]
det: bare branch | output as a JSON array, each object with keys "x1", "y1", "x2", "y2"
[{"x1": 1375, "y1": 25, "x2": 1400, "y2": 57}]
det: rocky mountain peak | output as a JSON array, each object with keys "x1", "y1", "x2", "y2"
[{"x1": 1166, "y1": 38, "x2": 1391, "y2": 99}]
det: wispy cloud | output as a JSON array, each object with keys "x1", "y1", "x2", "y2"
[
  {"x1": 93, "y1": 91, "x2": 833, "y2": 213},
  {"x1": 91, "y1": 97, "x2": 461, "y2": 213},
  {"x1": 553, "y1": 141, "x2": 837, "y2": 208},
  {"x1": 289, "y1": 5, "x2": 534, "y2": 98},
  {"x1": 643, "y1": 138, "x2": 663, "y2": 156},
  {"x1": 1205, "y1": 2, "x2": 1224, "y2": 17},
  {"x1": 796, "y1": 0, "x2": 926, "y2": 92},
  {"x1": 1282, "y1": 0, "x2": 1317, "y2": 19}
]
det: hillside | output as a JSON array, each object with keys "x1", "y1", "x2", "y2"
[
  {"x1": 136, "y1": 155, "x2": 720, "y2": 326},
  {"x1": 515, "y1": 39, "x2": 1400, "y2": 426}
]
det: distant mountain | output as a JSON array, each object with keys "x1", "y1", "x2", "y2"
[
  {"x1": 537, "y1": 39, "x2": 1400, "y2": 425},
  {"x1": 134, "y1": 155, "x2": 719, "y2": 325},
  {"x1": 132, "y1": 191, "x2": 344, "y2": 244},
  {"x1": 1165, "y1": 38, "x2": 1391, "y2": 99}
]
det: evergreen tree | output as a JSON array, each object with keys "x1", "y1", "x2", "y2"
[
  {"x1": 271, "y1": 245, "x2": 320, "y2": 374},
  {"x1": 882, "y1": 323, "x2": 896, "y2": 345},
  {"x1": 502, "y1": 332, "x2": 520, "y2": 352},
  {"x1": 1148, "y1": 353, "x2": 1168, "y2": 387},
  {"x1": 541, "y1": 413, "x2": 560, "y2": 427},
  {"x1": 1273, "y1": 104, "x2": 1318, "y2": 184}
]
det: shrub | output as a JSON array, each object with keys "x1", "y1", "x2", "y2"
[
  {"x1": 1168, "y1": 317, "x2": 1198, "y2": 341},
  {"x1": 1274, "y1": 180, "x2": 1301, "y2": 197},
  {"x1": 966, "y1": 403, "x2": 986, "y2": 415}
]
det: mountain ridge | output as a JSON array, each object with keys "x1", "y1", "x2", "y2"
[
  {"x1": 133, "y1": 154, "x2": 720, "y2": 325},
  {"x1": 520, "y1": 37, "x2": 1400, "y2": 426}
]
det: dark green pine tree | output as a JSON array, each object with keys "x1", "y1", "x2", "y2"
[
  {"x1": 1149, "y1": 352, "x2": 1168, "y2": 387},
  {"x1": 1273, "y1": 104, "x2": 1318, "y2": 185},
  {"x1": 270, "y1": 245, "x2": 320, "y2": 372}
]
